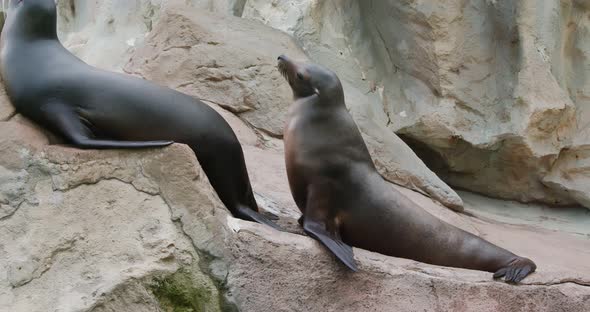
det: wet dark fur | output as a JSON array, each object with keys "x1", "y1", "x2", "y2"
[{"x1": 0, "y1": 0, "x2": 279, "y2": 228}]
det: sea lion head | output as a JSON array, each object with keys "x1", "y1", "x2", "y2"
[
  {"x1": 277, "y1": 55, "x2": 344, "y2": 103},
  {"x1": 3, "y1": 0, "x2": 57, "y2": 39}
]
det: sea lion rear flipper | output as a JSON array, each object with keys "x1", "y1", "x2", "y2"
[
  {"x1": 493, "y1": 257, "x2": 536, "y2": 283},
  {"x1": 236, "y1": 205, "x2": 282, "y2": 231},
  {"x1": 303, "y1": 219, "x2": 358, "y2": 272},
  {"x1": 41, "y1": 101, "x2": 174, "y2": 149}
]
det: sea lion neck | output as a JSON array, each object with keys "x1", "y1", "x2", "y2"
[
  {"x1": 2, "y1": 7, "x2": 58, "y2": 43},
  {"x1": 294, "y1": 91, "x2": 346, "y2": 111}
]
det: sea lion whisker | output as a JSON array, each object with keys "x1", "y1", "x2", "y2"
[{"x1": 278, "y1": 63, "x2": 288, "y2": 79}]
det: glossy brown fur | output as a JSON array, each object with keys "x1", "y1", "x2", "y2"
[{"x1": 279, "y1": 55, "x2": 536, "y2": 282}]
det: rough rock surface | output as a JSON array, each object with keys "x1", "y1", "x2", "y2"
[
  {"x1": 242, "y1": 0, "x2": 590, "y2": 210},
  {"x1": 0, "y1": 76, "x2": 12, "y2": 121},
  {"x1": 2, "y1": 115, "x2": 589, "y2": 312},
  {"x1": 55, "y1": 0, "x2": 247, "y2": 72},
  {"x1": 1, "y1": 2, "x2": 590, "y2": 312},
  {"x1": 124, "y1": 3, "x2": 464, "y2": 211},
  {"x1": 0, "y1": 117, "x2": 236, "y2": 312}
]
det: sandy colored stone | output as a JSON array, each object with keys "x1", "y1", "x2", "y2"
[
  {"x1": 2, "y1": 2, "x2": 590, "y2": 312},
  {"x1": 228, "y1": 218, "x2": 590, "y2": 312},
  {"x1": 242, "y1": 0, "x2": 590, "y2": 210},
  {"x1": 125, "y1": 5, "x2": 307, "y2": 137},
  {"x1": 0, "y1": 119, "x2": 234, "y2": 312},
  {"x1": 125, "y1": 4, "x2": 464, "y2": 211},
  {"x1": 3, "y1": 114, "x2": 589, "y2": 311},
  {"x1": 0, "y1": 77, "x2": 15, "y2": 121}
]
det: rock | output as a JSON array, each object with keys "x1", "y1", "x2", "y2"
[
  {"x1": 56, "y1": 0, "x2": 163, "y2": 71},
  {"x1": 2, "y1": 114, "x2": 590, "y2": 311},
  {"x1": 125, "y1": 5, "x2": 307, "y2": 138},
  {"x1": 228, "y1": 219, "x2": 590, "y2": 312},
  {"x1": 242, "y1": 0, "x2": 590, "y2": 210},
  {"x1": 0, "y1": 119, "x2": 236, "y2": 311},
  {"x1": 190, "y1": 0, "x2": 248, "y2": 16},
  {"x1": 543, "y1": 145, "x2": 590, "y2": 209},
  {"x1": 5, "y1": 0, "x2": 463, "y2": 210},
  {"x1": 2, "y1": 2, "x2": 590, "y2": 312},
  {"x1": 125, "y1": 3, "x2": 464, "y2": 210},
  {"x1": 0, "y1": 77, "x2": 14, "y2": 121},
  {"x1": 55, "y1": 0, "x2": 245, "y2": 72}
]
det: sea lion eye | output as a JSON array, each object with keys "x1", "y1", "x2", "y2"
[{"x1": 296, "y1": 72, "x2": 304, "y2": 80}]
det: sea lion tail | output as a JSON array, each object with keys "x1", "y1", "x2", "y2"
[{"x1": 236, "y1": 205, "x2": 282, "y2": 231}]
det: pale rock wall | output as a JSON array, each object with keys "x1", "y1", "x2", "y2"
[
  {"x1": 45, "y1": 0, "x2": 465, "y2": 210},
  {"x1": 241, "y1": 0, "x2": 464, "y2": 209},
  {"x1": 0, "y1": 118, "x2": 233, "y2": 312},
  {"x1": 242, "y1": 0, "x2": 590, "y2": 210},
  {"x1": 1, "y1": 3, "x2": 590, "y2": 312}
]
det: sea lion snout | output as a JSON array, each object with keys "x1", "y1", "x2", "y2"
[
  {"x1": 277, "y1": 54, "x2": 293, "y2": 70},
  {"x1": 277, "y1": 54, "x2": 297, "y2": 70},
  {"x1": 277, "y1": 55, "x2": 294, "y2": 83},
  {"x1": 277, "y1": 56, "x2": 327, "y2": 100}
]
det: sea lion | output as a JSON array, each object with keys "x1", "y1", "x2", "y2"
[
  {"x1": 278, "y1": 54, "x2": 536, "y2": 283},
  {"x1": 0, "y1": 0, "x2": 278, "y2": 229}
]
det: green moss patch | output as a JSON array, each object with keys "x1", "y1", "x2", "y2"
[
  {"x1": 149, "y1": 254, "x2": 239, "y2": 312},
  {"x1": 151, "y1": 268, "x2": 213, "y2": 312}
]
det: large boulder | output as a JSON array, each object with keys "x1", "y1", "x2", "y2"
[
  {"x1": 2, "y1": 115, "x2": 589, "y2": 311},
  {"x1": 2, "y1": 3, "x2": 590, "y2": 312},
  {"x1": 48, "y1": 0, "x2": 465, "y2": 210},
  {"x1": 56, "y1": 0, "x2": 248, "y2": 71},
  {"x1": 0, "y1": 76, "x2": 13, "y2": 121},
  {"x1": 241, "y1": 0, "x2": 590, "y2": 210},
  {"x1": 124, "y1": 2, "x2": 464, "y2": 211},
  {"x1": 0, "y1": 117, "x2": 234, "y2": 311}
]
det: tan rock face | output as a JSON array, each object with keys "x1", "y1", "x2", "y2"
[
  {"x1": 125, "y1": 3, "x2": 464, "y2": 211},
  {"x1": 2, "y1": 116, "x2": 590, "y2": 311},
  {"x1": 125, "y1": 7, "x2": 306, "y2": 137},
  {"x1": 242, "y1": 0, "x2": 590, "y2": 210},
  {"x1": 2, "y1": 2, "x2": 590, "y2": 312},
  {"x1": 0, "y1": 78, "x2": 13, "y2": 121},
  {"x1": 0, "y1": 120, "x2": 233, "y2": 311},
  {"x1": 229, "y1": 220, "x2": 590, "y2": 312}
]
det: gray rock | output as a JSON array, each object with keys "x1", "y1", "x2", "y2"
[
  {"x1": 126, "y1": 4, "x2": 464, "y2": 210},
  {"x1": 2, "y1": 3, "x2": 590, "y2": 312},
  {"x1": 242, "y1": 0, "x2": 590, "y2": 210},
  {"x1": 1, "y1": 117, "x2": 590, "y2": 312}
]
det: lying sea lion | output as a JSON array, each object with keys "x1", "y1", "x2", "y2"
[{"x1": 0, "y1": 0, "x2": 278, "y2": 228}]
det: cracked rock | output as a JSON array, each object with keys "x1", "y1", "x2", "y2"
[
  {"x1": 125, "y1": 3, "x2": 464, "y2": 211},
  {"x1": 1, "y1": 2, "x2": 590, "y2": 312},
  {"x1": 241, "y1": 0, "x2": 590, "y2": 210}
]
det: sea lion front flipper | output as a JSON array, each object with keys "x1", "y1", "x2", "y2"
[
  {"x1": 302, "y1": 218, "x2": 358, "y2": 272},
  {"x1": 41, "y1": 101, "x2": 174, "y2": 149},
  {"x1": 235, "y1": 205, "x2": 282, "y2": 231}
]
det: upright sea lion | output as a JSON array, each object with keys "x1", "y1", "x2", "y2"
[
  {"x1": 0, "y1": 0, "x2": 278, "y2": 229},
  {"x1": 278, "y1": 54, "x2": 536, "y2": 283}
]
